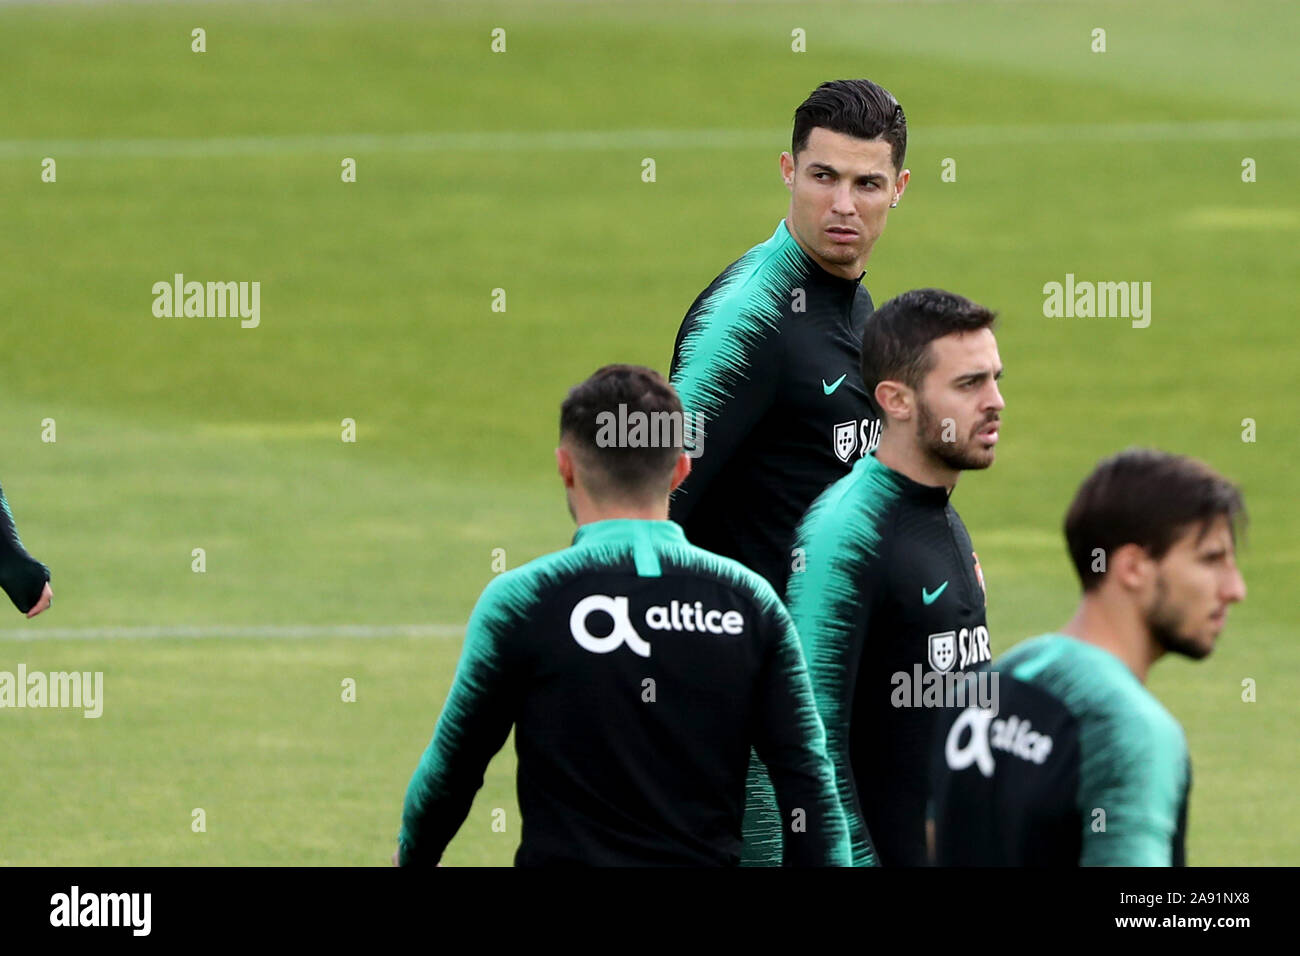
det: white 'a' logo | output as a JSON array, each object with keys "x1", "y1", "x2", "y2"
[{"x1": 569, "y1": 594, "x2": 651, "y2": 657}]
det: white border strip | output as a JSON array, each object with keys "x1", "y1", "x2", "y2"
[{"x1": 0, "y1": 624, "x2": 465, "y2": 641}]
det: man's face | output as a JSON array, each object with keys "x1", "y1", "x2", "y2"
[
  {"x1": 781, "y1": 127, "x2": 908, "y2": 277},
  {"x1": 914, "y1": 328, "x2": 1004, "y2": 471},
  {"x1": 1144, "y1": 516, "x2": 1247, "y2": 659}
]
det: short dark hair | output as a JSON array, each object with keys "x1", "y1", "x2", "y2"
[
  {"x1": 792, "y1": 79, "x2": 907, "y2": 173},
  {"x1": 559, "y1": 364, "x2": 683, "y2": 501},
  {"x1": 1064, "y1": 448, "x2": 1247, "y2": 592},
  {"x1": 859, "y1": 288, "x2": 998, "y2": 417}
]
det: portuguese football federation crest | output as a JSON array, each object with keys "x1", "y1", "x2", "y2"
[
  {"x1": 928, "y1": 630, "x2": 957, "y2": 673},
  {"x1": 833, "y1": 421, "x2": 857, "y2": 463}
]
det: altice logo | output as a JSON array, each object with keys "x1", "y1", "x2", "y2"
[{"x1": 569, "y1": 594, "x2": 746, "y2": 658}]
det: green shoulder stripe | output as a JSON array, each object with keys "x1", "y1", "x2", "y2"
[
  {"x1": 786, "y1": 454, "x2": 902, "y2": 867},
  {"x1": 1005, "y1": 634, "x2": 1189, "y2": 866},
  {"x1": 671, "y1": 221, "x2": 807, "y2": 435}
]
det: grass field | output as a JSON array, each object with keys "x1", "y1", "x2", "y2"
[{"x1": 1, "y1": 0, "x2": 1296, "y2": 865}]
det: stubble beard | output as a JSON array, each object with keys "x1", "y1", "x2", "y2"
[
  {"x1": 917, "y1": 395, "x2": 995, "y2": 472},
  {"x1": 1148, "y1": 573, "x2": 1213, "y2": 661}
]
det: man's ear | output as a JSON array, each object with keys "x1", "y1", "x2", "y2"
[
  {"x1": 668, "y1": 452, "x2": 692, "y2": 494},
  {"x1": 893, "y1": 167, "x2": 910, "y2": 204},
  {"x1": 556, "y1": 446, "x2": 576, "y2": 488},
  {"x1": 1109, "y1": 542, "x2": 1154, "y2": 593},
  {"x1": 779, "y1": 151, "x2": 795, "y2": 189},
  {"x1": 874, "y1": 380, "x2": 912, "y2": 423}
]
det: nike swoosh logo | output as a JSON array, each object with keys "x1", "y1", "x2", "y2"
[
  {"x1": 822, "y1": 373, "x2": 847, "y2": 395},
  {"x1": 922, "y1": 582, "x2": 948, "y2": 605}
]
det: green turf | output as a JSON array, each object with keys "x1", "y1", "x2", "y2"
[{"x1": 0, "y1": 0, "x2": 1295, "y2": 865}]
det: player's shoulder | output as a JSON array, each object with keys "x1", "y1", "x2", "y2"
[
  {"x1": 472, "y1": 540, "x2": 614, "y2": 618},
  {"x1": 1001, "y1": 633, "x2": 1187, "y2": 760},
  {"x1": 486, "y1": 525, "x2": 777, "y2": 603},
  {"x1": 661, "y1": 537, "x2": 786, "y2": 615},
  {"x1": 680, "y1": 220, "x2": 811, "y2": 327},
  {"x1": 797, "y1": 454, "x2": 905, "y2": 550},
  {"x1": 785, "y1": 457, "x2": 904, "y2": 617}
]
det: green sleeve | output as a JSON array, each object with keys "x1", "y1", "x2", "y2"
[
  {"x1": 398, "y1": 573, "x2": 523, "y2": 865},
  {"x1": 1077, "y1": 713, "x2": 1189, "y2": 866},
  {"x1": 740, "y1": 756, "x2": 783, "y2": 866},
  {"x1": 748, "y1": 599, "x2": 852, "y2": 866}
]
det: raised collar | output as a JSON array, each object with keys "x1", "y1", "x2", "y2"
[
  {"x1": 773, "y1": 218, "x2": 866, "y2": 300},
  {"x1": 860, "y1": 451, "x2": 953, "y2": 506},
  {"x1": 571, "y1": 519, "x2": 686, "y2": 578}
]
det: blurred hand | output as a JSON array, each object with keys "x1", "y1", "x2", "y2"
[{"x1": 26, "y1": 581, "x2": 52, "y2": 618}]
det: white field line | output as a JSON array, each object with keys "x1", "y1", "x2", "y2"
[
  {"x1": 0, "y1": 624, "x2": 465, "y2": 641},
  {"x1": 1, "y1": 120, "x2": 1298, "y2": 160}
]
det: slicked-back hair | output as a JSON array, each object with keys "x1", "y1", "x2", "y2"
[
  {"x1": 859, "y1": 288, "x2": 998, "y2": 418},
  {"x1": 559, "y1": 364, "x2": 683, "y2": 502},
  {"x1": 792, "y1": 79, "x2": 907, "y2": 173},
  {"x1": 1064, "y1": 448, "x2": 1246, "y2": 592}
]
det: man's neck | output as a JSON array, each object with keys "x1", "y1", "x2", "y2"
[
  {"x1": 573, "y1": 500, "x2": 669, "y2": 527},
  {"x1": 783, "y1": 218, "x2": 868, "y2": 280},
  {"x1": 874, "y1": 430, "x2": 958, "y2": 493},
  {"x1": 1059, "y1": 596, "x2": 1161, "y2": 684}
]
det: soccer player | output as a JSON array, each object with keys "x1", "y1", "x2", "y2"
[
  {"x1": 669, "y1": 78, "x2": 910, "y2": 593},
  {"x1": 928, "y1": 449, "x2": 1247, "y2": 866},
  {"x1": 742, "y1": 288, "x2": 1004, "y2": 867},
  {"x1": 0, "y1": 480, "x2": 52, "y2": 617},
  {"x1": 396, "y1": 365, "x2": 850, "y2": 866}
]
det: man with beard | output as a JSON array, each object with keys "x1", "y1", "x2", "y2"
[
  {"x1": 742, "y1": 288, "x2": 1003, "y2": 866},
  {"x1": 928, "y1": 449, "x2": 1246, "y2": 866}
]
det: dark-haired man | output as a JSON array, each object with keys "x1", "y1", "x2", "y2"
[
  {"x1": 0, "y1": 481, "x2": 52, "y2": 617},
  {"x1": 929, "y1": 449, "x2": 1246, "y2": 866},
  {"x1": 669, "y1": 78, "x2": 910, "y2": 594},
  {"x1": 742, "y1": 289, "x2": 1003, "y2": 867},
  {"x1": 397, "y1": 365, "x2": 850, "y2": 867}
]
